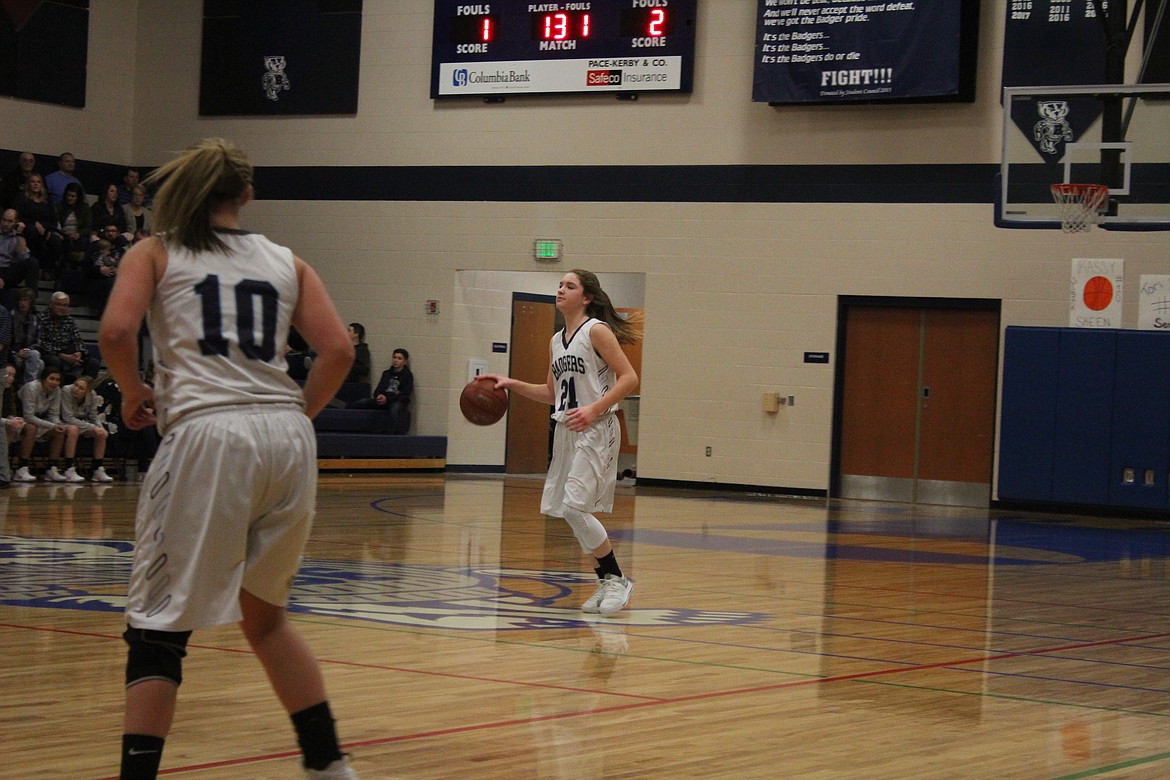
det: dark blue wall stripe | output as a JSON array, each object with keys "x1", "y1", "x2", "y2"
[
  {"x1": 0, "y1": 150, "x2": 998, "y2": 204},
  {"x1": 251, "y1": 164, "x2": 999, "y2": 203}
]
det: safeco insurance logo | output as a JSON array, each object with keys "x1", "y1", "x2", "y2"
[{"x1": 587, "y1": 69, "x2": 622, "y2": 87}]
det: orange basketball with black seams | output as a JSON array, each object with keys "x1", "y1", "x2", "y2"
[
  {"x1": 460, "y1": 378, "x2": 508, "y2": 425},
  {"x1": 1082, "y1": 275, "x2": 1113, "y2": 312}
]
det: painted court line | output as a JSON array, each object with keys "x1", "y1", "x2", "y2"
[
  {"x1": 86, "y1": 627, "x2": 1170, "y2": 778},
  {"x1": 1, "y1": 620, "x2": 660, "y2": 702}
]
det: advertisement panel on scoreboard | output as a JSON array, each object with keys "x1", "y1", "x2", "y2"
[{"x1": 430, "y1": 1, "x2": 698, "y2": 98}]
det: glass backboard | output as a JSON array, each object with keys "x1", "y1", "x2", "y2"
[{"x1": 999, "y1": 83, "x2": 1170, "y2": 230}]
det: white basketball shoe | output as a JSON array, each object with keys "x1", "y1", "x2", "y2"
[
  {"x1": 305, "y1": 757, "x2": 360, "y2": 779},
  {"x1": 596, "y1": 575, "x2": 634, "y2": 616},
  {"x1": 581, "y1": 579, "x2": 607, "y2": 614}
]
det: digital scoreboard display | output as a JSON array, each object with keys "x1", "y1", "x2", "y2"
[{"x1": 431, "y1": 1, "x2": 698, "y2": 98}]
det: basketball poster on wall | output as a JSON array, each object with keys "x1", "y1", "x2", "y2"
[
  {"x1": 1138, "y1": 275, "x2": 1170, "y2": 331},
  {"x1": 1070, "y1": 258, "x2": 1123, "y2": 328}
]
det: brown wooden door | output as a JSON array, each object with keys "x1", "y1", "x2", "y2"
[
  {"x1": 919, "y1": 309, "x2": 999, "y2": 486},
  {"x1": 505, "y1": 296, "x2": 557, "y2": 474},
  {"x1": 839, "y1": 307, "x2": 921, "y2": 485},
  {"x1": 837, "y1": 302, "x2": 1000, "y2": 506}
]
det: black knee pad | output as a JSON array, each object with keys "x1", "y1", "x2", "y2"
[{"x1": 123, "y1": 627, "x2": 193, "y2": 688}]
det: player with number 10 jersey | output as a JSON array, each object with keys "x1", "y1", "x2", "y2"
[
  {"x1": 147, "y1": 230, "x2": 303, "y2": 434},
  {"x1": 99, "y1": 138, "x2": 360, "y2": 779}
]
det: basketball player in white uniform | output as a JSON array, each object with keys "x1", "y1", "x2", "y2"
[
  {"x1": 99, "y1": 139, "x2": 360, "y2": 779},
  {"x1": 484, "y1": 270, "x2": 639, "y2": 616}
]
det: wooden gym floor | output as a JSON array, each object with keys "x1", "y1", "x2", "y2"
[{"x1": 2, "y1": 473, "x2": 1169, "y2": 779}]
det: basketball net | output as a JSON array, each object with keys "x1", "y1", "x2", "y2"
[{"x1": 1051, "y1": 183, "x2": 1109, "y2": 233}]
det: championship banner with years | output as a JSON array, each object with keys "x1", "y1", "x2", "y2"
[{"x1": 1002, "y1": 1, "x2": 1107, "y2": 160}]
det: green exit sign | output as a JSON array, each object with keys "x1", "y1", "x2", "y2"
[{"x1": 534, "y1": 239, "x2": 562, "y2": 261}]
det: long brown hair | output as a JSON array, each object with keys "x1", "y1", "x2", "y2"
[
  {"x1": 570, "y1": 269, "x2": 639, "y2": 345},
  {"x1": 145, "y1": 138, "x2": 253, "y2": 253}
]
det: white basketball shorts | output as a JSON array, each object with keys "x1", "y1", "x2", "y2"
[
  {"x1": 541, "y1": 412, "x2": 620, "y2": 518},
  {"x1": 125, "y1": 405, "x2": 317, "y2": 632}
]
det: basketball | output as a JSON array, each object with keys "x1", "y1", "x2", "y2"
[
  {"x1": 1082, "y1": 275, "x2": 1113, "y2": 312},
  {"x1": 460, "y1": 378, "x2": 508, "y2": 426}
]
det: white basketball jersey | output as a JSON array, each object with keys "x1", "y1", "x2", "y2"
[
  {"x1": 549, "y1": 318, "x2": 615, "y2": 423},
  {"x1": 147, "y1": 230, "x2": 303, "y2": 432}
]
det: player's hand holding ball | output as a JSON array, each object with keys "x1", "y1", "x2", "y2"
[{"x1": 460, "y1": 376, "x2": 509, "y2": 426}]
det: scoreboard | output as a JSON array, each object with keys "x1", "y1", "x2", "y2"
[{"x1": 431, "y1": 1, "x2": 698, "y2": 98}]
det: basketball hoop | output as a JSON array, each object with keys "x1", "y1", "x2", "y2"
[{"x1": 1050, "y1": 183, "x2": 1109, "y2": 233}]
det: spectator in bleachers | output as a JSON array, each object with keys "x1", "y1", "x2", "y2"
[
  {"x1": 116, "y1": 167, "x2": 141, "y2": 205},
  {"x1": 60, "y1": 375, "x2": 114, "y2": 482},
  {"x1": 0, "y1": 151, "x2": 38, "y2": 210},
  {"x1": 12, "y1": 365, "x2": 77, "y2": 483},
  {"x1": 91, "y1": 220, "x2": 130, "y2": 257},
  {"x1": 0, "y1": 209, "x2": 40, "y2": 295},
  {"x1": 86, "y1": 224, "x2": 128, "y2": 312},
  {"x1": 346, "y1": 322, "x2": 371, "y2": 384},
  {"x1": 16, "y1": 172, "x2": 64, "y2": 275},
  {"x1": 10, "y1": 287, "x2": 43, "y2": 385},
  {"x1": 2, "y1": 364, "x2": 16, "y2": 416},
  {"x1": 0, "y1": 365, "x2": 24, "y2": 487},
  {"x1": 56, "y1": 182, "x2": 92, "y2": 264},
  {"x1": 45, "y1": 152, "x2": 84, "y2": 205},
  {"x1": 348, "y1": 348, "x2": 413, "y2": 434},
  {"x1": 87, "y1": 239, "x2": 118, "y2": 311},
  {"x1": 0, "y1": 292, "x2": 11, "y2": 367},
  {"x1": 285, "y1": 325, "x2": 313, "y2": 381},
  {"x1": 121, "y1": 184, "x2": 154, "y2": 243},
  {"x1": 95, "y1": 371, "x2": 159, "y2": 479},
  {"x1": 35, "y1": 291, "x2": 99, "y2": 381},
  {"x1": 90, "y1": 182, "x2": 128, "y2": 238}
]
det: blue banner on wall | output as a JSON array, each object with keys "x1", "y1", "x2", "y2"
[
  {"x1": 0, "y1": 0, "x2": 88, "y2": 107},
  {"x1": 199, "y1": 0, "x2": 362, "y2": 116},
  {"x1": 1002, "y1": 2, "x2": 1109, "y2": 161},
  {"x1": 1143, "y1": 6, "x2": 1170, "y2": 82},
  {"x1": 752, "y1": 0, "x2": 964, "y2": 103},
  {"x1": 1002, "y1": 0, "x2": 1108, "y2": 90}
]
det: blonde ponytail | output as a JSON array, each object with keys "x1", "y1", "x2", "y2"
[{"x1": 145, "y1": 138, "x2": 253, "y2": 253}]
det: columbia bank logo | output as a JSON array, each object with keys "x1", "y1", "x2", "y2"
[{"x1": 451, "y1": 68, "x2": 531, "y2": 87}]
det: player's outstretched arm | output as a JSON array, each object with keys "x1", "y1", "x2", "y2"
[{"x1": 480, "y1": 351, "x2": 555, "y2": 406}]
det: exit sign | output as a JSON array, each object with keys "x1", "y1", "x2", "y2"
[{"x1": 534, "y1": 239, "x2": 562, "y2": 261}]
